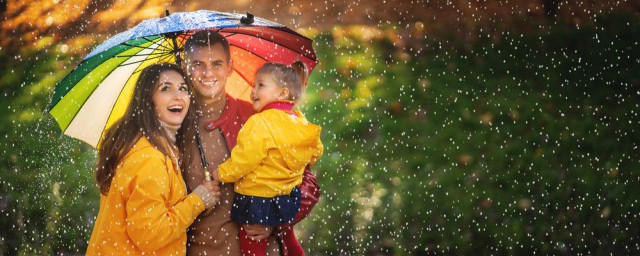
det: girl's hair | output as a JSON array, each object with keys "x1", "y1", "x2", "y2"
[
  {"x1": 95, "y1": 63, "x2": 191, "y2": 195},
  {"x1": 256, "y1": 61, "x2": 309, "y2": 101},
  {"x1": 291, "y1": 61, "x2": 309, "y2": 87}
]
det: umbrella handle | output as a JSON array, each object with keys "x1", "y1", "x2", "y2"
[
  {"x1": 195, "y1": 119, "x2": 213, "y2": 182},
  {"x1": 204, "y1": 169, "x2": 212, "y2": 182}
]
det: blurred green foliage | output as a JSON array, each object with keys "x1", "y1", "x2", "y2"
[
  {"x1": 301, "y1": 12, "x2": 639, "y2": 255},
  {"x1": 0, "y1": 46, "x2": 99, "y2": 255},
  {"x1": 1, "y1": 11, "x2": 639, "y2": 255}
]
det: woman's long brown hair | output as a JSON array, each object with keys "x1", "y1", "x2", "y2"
[
  {"x1": 176, "y1": 99, "x2": 197, "y2": 173},
  {"x1": 95, "y1": 63, "x2": 191, "y2": 195}
]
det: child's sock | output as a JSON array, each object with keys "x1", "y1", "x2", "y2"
[
  {"x1": 239, "y1": 227, "x2": 268, "y2": 256},
  {"x1": 279, "y1": 226, "x2": 305, "y2": 256}
]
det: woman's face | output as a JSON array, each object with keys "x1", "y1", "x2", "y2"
[{"x1": 152, "y1": 70, "x2": 190, "y2": 127}]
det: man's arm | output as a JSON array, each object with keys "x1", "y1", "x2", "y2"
[
  {"x1": 292, "y1": 167, "x2": 321, "y2": 225},
  {"x1": 274, "y1": 166, "x2": 321, "y2": 235}
]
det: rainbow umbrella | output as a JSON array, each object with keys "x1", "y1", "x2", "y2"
[{"x1": 48, "y1": 10, "x2": 318, "y2": 148}]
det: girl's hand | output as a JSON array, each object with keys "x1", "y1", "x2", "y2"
[
  {"x1": 212, "y1": 168, "x2": 220, "y2": 181},
  {"x1": 243, "y1": 224, "x2": 273, "y2": 241},
  {"x1": 202, "y1": 180, "x2": 222, "y2": 200}
]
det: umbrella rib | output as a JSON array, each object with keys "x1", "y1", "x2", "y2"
[
  {"x1": 118, "y1": 54, "x2": 168, "y2": 67},
  {"x1": 223, "y1": 29, "x2": 316, "y2": 60},
  {"x1": 158, "y1": 52, "x2": 175, "y2": 63},
  {"x1": 115, "y1": 51, "x2": 170, "y2": 58},
  {"x1": 178, "y1": 30, "x2": 191, "y2": 46},
  {"x1": 172, "y1": 31, "x2": 273, "y2": 66},
  {"x1": 131, "y1": 69, "x2": 143, "y2": 75},
  {"x1": 96, "y1": 58, "x2": 150, "y2": 147},
  {"x1": 229, "y1": 43, "x2": 269, "y2": 62},
  {"x1": 94, "y1": 42, "x2": 166, "y2": 145},
  {"x1": 230, "y1": 42, "x2": 308, "y2": 67},
  {"x1": 47, "y1": 58, "x2": 91, "y2": 112},
  {"x1": 224, "y1": 26, "x2": 313, "y2": 43},
  {"x1": 173, "y1": 28, "x2": 315, "y2": 61},
  {"x1": 226, "y1": 36, "x2": 315, "y2": 63},
  {"x1": 272, "y1": 27, "x2": 314, "y2": 42},
  {"x1": 62, "y1": 53, "x2": 154, "y2": 136},
  {"x1": 121, "y1": 42, "x2": 162, "y2": 51},
  {"x1": 233, "y1": 64, "x2": 255, "y2": 88},
  {"x1": 55, "y1": 40, "x2": 168, "y2": 131},
  {"x1": 141, "y1": 36, "x2": 174, "y2": 52},
  {"x1": 120, "y1": 37, "x2": 172, "y2": 53},
  {"x1": 50, "y1": 38, "x2": 165, "y2": 111}
]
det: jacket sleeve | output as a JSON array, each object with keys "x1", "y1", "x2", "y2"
[
  {"x1": 124, "y1": 153, "x2": 205, "y2": 252},
  {"x1": 218, "y1": 115, "x2": 270, "y2": 183},
  {"x1": 309, "y1": 137, "x2": 324, "y2": 167}
]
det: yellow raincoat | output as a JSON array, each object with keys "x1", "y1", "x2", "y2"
[
  {"x1": 218, "y1": 108, "x2": 323, "y2": 198},
  {"x1": 86, "y1": 136, "x2": 205, "y2": 255}
]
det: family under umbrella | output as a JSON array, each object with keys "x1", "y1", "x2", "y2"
[{"x1": 48, "y1": 11, "x2": 323, "y2": 255}]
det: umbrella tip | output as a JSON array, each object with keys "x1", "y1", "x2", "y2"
[{"x1": 240, "y1": 12, "x2": 254, "y2": 25}]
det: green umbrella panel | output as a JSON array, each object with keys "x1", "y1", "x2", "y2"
[{"x1": 49, "y1": 36, "x2": 176, "y2": 148}]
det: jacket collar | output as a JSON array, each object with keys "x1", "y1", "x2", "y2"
[
  {"x1": 201, "y1": 94, "x2": 256, "y2": 150},
  {"x1": 204, "y1": 94, "x2": 234, "y2": 131},
  {"x1": 259, "y1": 100, "x2": 296, "y2": 113}
]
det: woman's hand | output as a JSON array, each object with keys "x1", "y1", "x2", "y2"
[
  {"x1": 193, "y1": 180, "x2": 221, "y2": 210},
  {"x1": 243, "y1": 224, "x2": 273, "y2": 241}
]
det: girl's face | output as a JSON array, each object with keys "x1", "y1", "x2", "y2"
[
  {"x1": 152, "y1": 70, "x2": 190, "y2": 127},
  {"x1": 250, "y1": 73, "x2": 287, "y2": 111}
]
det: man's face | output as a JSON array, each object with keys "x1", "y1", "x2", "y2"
[{"x1": 183, "y1": 43, "x2": 233, "y2": 101}]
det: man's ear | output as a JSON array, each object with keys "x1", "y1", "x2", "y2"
[
  {"x1": 226, "y1": 59, "x2": 234, "y2": 77},
  {"x1": 279, "y1": 87, "x2": 290, "y2": 100}
]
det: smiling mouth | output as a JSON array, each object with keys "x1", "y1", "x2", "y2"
[
  {"x1": 200, "y1": 80, "x2": 217, "y2": 86},
  {"x1": 168, "y1": 105, "x2": 184, "y2": 113}
]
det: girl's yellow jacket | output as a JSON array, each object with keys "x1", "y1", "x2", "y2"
[
  {"x1": 86, "y1": 136, "x2": 205, "y2": 255},
  {"x1": 218, "y1": 108, "x2": 323, "y2": 198}
]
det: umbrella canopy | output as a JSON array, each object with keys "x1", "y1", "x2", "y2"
[{"x1": 48, "y1": 10, "x2": 318, "y2": 148}]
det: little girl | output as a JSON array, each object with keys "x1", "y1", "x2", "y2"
[{"x1": 213, "y1": 61, "x2": 323, "y2": 255}]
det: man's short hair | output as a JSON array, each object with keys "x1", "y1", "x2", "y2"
[{"x1": 183, "y1": 30, "x2": 231, "y2": 61}]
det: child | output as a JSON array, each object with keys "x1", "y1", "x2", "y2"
[{"x1": 213, "y1": 61, "x2": 323, "y2": 255}]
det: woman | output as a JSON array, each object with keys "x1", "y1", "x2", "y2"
[{"x1": 86, "y1": 63, "x2": 219, "y2": 255}]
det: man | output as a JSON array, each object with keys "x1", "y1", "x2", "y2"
[{"x1": 180, "y1": 30, "x2": 320, "y2": 255}]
